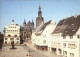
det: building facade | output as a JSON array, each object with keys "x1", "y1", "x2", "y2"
[
  {"x1": 32, "y1": 20, "x2": 56, "y2": 51},
  {"x1": 52, "y1": 15, "x2": 80, "y2": 57},
  {"x1": 4, "y1": 20, "x2": 20, "y2": 45},
  {"x1": 61, "y1": 15, "x2": 80, "y2": 57},
  {"x1": 32, "y1": 15, "x2": 80, "y2": 57}
]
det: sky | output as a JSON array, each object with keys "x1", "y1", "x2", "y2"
[{"x1": 0, "y1": 0, "x2": 80, "y2": 33}]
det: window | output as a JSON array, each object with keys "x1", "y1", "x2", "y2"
[
  {"x1": 77, "y1": 35, "x2": 80, "y2": 39},
  {"x1": 43, "y1": 35, "x2": 46, "y2": 37},
  {"x1": 63, "y1": 51, "x2": 67, "y2": 56},
  {"x1": 5, "y1": 41, "x2": 7, "y2": 44},
  {"x1": 63, "y1": 43, "x2": 66, "y2": 48},
  {"x1": 70, "y1": 35, "x2": 73, "y2": 39},
  {"x1": 8, "y1": 34, "x2": 11, "y2": 37},
  {"x1": 5, "y1": 38, "x2": 7, "y2": 40},
  {"x1": 70, "y1": 53, "x2": 74, "y2": 57},
  {"x1": 17, "y1": 38, "x2": 19, "y2": 40},
  {"x1": 43, "y1": 40, "x2": 46, "y2": 44},
  {"x1": 17, "y1": 41, "x2": 19, "y2": 43},
  {"x1": 58, "y1": 49, "x2": 62, "y2": 54},
  {"x1": 14, "y1": 35, "x2": 17, "y2": 37},
  {"x1": 63, "y1": 36, "x2": 66, "y2": 39},
  {"x1": 68, "y1": 43, "x2": 76, "y2": 49},
  {"x1": 10, "y1": 38, "x2": 14, "y2": 40}
]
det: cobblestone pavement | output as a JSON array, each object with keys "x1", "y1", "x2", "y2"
[
  {"x1": 0, "y1": 46, "x2": 29, "y2": 57},
  {"x1": 0, "y1": 44, "x2": 62, "y2": 57},
  {"x1": 26, "y1": 43, "x2": 62, "y2": 57},
  {"x1": 0, "y1": 45, "x2": 48, "y2": 57},
  {"x1": 23, "y1": 46, "x2": 47, "y2": 57}
]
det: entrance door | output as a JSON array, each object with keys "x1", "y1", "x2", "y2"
[
  {"x1": 51, "y1": 48, "x2": 56, "y2": 54},
  {"x1": 5, "y1": 41, "x2": 7, "y2": 44}
]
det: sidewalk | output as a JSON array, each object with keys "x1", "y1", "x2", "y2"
[{"x1": 26, "y1": 42, "x2": 62, "y2": 57}]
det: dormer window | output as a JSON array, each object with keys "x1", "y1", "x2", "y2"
[
  {"x1": 63, "y1": 36, "x2": 66, "y2": 39},
  {"x1": 70, "y1": 35, "x2": 73, "y2": 39}
]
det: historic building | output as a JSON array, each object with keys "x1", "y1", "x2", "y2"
[
  {"x1": 21, "y1": 19, "x2": 34, "y2": 40},
  {"x1": 51, "y1": 15, "x2": 80, "y2": 57},
  {"x1": 61, "y1": 15, "x2": 80, "y2": 57},
  {"x1": 4, "y1": 20, "x2": 20, "y2": 45},
  {"x1": 32, "y1": 20, "x2": 56, "y2": 51},
  {"x1": 36, "y1": 5, "x2": 44, "y2": 28},
  {"x1": 21, "y1": 5, "x2": 44, "y2": 41},
  {"x1": 32, "y1": 14, "x2": 80, "y2": 57}
]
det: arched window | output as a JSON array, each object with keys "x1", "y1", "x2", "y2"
[
  {"x1": 14, "y1": 35, "x2": 17, "y2": 37},
  {"x1": 8, "y1": 34, "x2": 11, "y2": 37}
]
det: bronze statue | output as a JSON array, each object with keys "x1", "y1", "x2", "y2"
[
  {"x1": 10, "y1": 41, "x2": 16, "y2": 49},
  {"x1": 11, "y1": 41, "x2": 14, "y2": 49}
]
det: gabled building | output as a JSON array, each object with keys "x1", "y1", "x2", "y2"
[
  {"x1": 4, "y1": 20, "x2": 20, "y2": 45},
  {"x1": 51, "y1": 15, "x2": 80, "y2": 57},
  {"x1": 61, "y1": 15, "x2": 80, "y2": 57},
  {"x1": 32, "y1": 20, "x2": 56, "y2": 51}
]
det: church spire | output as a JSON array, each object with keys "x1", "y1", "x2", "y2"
[
  {"x1": 23, "y1": 19, "x2": 26, "y2": 24},
  {"x1": 38, "y1": 4, "x2": 42, "y2": 17}
]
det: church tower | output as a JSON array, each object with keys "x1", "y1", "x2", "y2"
[{"x1": 36, "y1": 5, "x2": 44, "y2": 28}]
